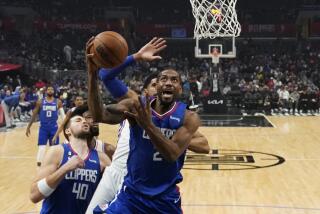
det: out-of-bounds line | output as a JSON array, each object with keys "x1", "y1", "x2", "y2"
[
  {"x1": 262, "y1": 114, "x2": 277, "y2": 128},
  {"x1": 201, "y1": 117, "x2": 243, "y2": 122},
  {"x1": 182, "y1": 203, "x2": 320, "y2": 211}
]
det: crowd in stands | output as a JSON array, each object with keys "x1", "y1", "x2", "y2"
[
  {"x1": 1, "y1": 36, "x2": 320, "y2": 130},
  {"x1": 0, "y1": 29, "x2": 96, "y2": 76},
  {"x1": 1, "y1": 1, "x2": 320, "y2": 129}
]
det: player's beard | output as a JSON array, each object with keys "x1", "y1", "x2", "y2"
[
  {"x1": 159, "y1": 98, "x2": 174, "y2": 108},
  {"x1": 73, "y1": 130, "x2": 91, "y2": 140}
]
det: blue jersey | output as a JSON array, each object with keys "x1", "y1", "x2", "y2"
[
  {"x1": 124, "y1": 98, "x2": 187, "y2": 196},
  {"x1": 39, "y1": 98, "x2": 59, "y2": 127},
  {"x1": 41, "y1": 144, "x2": 102, "y2": 214}
]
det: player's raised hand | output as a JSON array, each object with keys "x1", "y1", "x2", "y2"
[
  {"x1": 85, "y1": 36, "x2": 99, "y2": 73},
  {"x1": 65, "y1": 155, "x2": 85, "y2": 172},
  {"x1": 125, "y1": 94, "x2": 152, "y2": 128},
  {"x1": 134, "y1": 37, "x2": 167, "y2": 62}
]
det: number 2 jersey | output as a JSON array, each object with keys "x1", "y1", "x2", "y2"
[
  {"x1": 41, "y1": 144, "x2": 102, "y2": 214},
  {"x1": 124, "y1": 98, "x2": 188, "y2": 196}
]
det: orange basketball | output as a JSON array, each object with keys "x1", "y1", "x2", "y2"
[{"x1": 90, "y1": 31, "x2": 128, "y2": 68}]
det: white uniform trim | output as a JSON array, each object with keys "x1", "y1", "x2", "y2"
[{"x1": 86, "y1": 120, "x2": 130, "y2": 214}]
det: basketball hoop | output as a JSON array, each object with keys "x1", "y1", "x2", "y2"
[
  {"x1": 190, "y1": 0, "x2": 241, "y2": 63},
  {"x1": 190, "y1": 0, "x2": 241, "y2": 39}
]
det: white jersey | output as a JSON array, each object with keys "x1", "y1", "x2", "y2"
[
  {"x1": 94, "y1": 138, "x2": 105, "y2": 153},
  {"x1": 86, "y1": 120, "x2": 130, "y2": 214},
  {"x1": 111, "y1": 119, "x2": 130, "y2": 168}
]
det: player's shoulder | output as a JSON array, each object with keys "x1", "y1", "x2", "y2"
[
  {"x1": 184, "y1": 110, "x2": 201, "y2": 127},
  {"x1": 44, "y1": 144, "x2": 64, "y2": 164},
  {"x1": 185, "y1": 109, "x2": 199, "y2": 118},
  {"x1": 47, "y1": 144, "x2": 64, "y2": 155}
]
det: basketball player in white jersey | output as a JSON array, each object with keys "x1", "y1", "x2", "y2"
[{"x1": 86, "y1": 73, "x2": 210, "y2": 213}]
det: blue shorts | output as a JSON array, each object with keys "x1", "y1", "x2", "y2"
[
  {"x1": 105, "y1": 185, "x2": 183, "y2": 214},
  {"x1": 38, "y1": 125, "x2": 59, "y2": 146}
]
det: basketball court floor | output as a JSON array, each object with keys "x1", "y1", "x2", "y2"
[{"x1": 1, "y1": 116, "x2": 320, "y2": 214}]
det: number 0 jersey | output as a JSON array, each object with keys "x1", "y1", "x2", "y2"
[
  {"x1": 124, "y1": 98, "x2": 187, "y2": 196},
  {"x1": 41, "y1": 144, "x2": 102, "y2": 214},
  {"x1": 39, "y1": 98, "x2": 59, "y2": 128}
]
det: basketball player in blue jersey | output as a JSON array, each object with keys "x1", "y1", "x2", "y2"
[
  {"x1": 29, "y1": 113, "x2": 111, "y2": 214},
  {"x1": 86, "y1": 73, "x2": 209, "y2": 214},
  {"x1": 85, "y1": 37, "x2": 208, "y2": 213},
  {"x1": 30, "y1": 114, "x2": 110, "y2": 214},
  {"x1": 26, "y1": 86, "x2": 66, "y2": 167},
  {"x1": 87, "y1": 67, "x2": 200, "y2": 213}
]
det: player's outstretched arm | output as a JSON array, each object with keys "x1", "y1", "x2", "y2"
[
  {"x1": 30, "y1": 145, "x2": 84, "y2": 203},
  {"x1": 133, "y1": 37, "x2": 167, "y2": 62},
  {"x1": 86, "y1": 37, "x2": 134, "y2": 124},
  {"x1": 125, "y1": 96, "x2": 201, "y2": 162},
  {"x1": 87, "y1": 59, "x2": 131, "y2": 124},
  {"x1": 98, "y1": 37, "x2": 166, "y2": 101},
  {"x1": 26, "y1": 99, "x2": 41, "y2": 137},
  {"x1": 188, "y1": 131, "x2": 210, "y2": 154},
  {"x1": 86, "y1": 37, "x2": 116, "y2": 123},
  {"x1": 52, "y1": 110, "x2": 72, "y2": 143}
]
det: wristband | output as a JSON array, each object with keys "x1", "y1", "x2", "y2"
[
  {"x1": 104, "y1": 78, "x2": 128, "y2": 99},
  {"x1": 99, "y1": 55, "x2": 135, "y2": 81},
  {"x1": 37, "y1": 178, "x2": 55, "y2": 197}
]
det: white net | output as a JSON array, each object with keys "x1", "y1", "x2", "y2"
[{"x1": 190, "y1": 0, "x2": 241, "y2": 39}]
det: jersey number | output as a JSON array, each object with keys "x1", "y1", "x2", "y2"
[
  {"x1": 153, "y1": 151, "x2": 163, "y2": 161},
  {"x1": 72, "y1": 183, "x2": 88, "y2": 200},
  {"x1": 46, "y1": 111, "x2": 52, "y2": 117}
]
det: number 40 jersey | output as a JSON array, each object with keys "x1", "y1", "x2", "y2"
[{"x1": 40, "y1": 144, "x2": 102, "y2": 214}]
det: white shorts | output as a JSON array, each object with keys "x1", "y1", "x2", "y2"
[{"x1": 86, "y1": 164, "x2": 127, "y2": 214}]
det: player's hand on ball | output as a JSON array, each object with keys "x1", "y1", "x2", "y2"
[
  {"x1": 124, "y1": 94, "x2": 152, "y2": 128},
  {"x1": 65, "y1": 155, "x2": 85, "y2": 171},
  {"x1": 85, "y1": 36, "x2": 99, "y2": 73},
  {"x1": 135, "y1": 37, "x2": 167, "y2": 62}
]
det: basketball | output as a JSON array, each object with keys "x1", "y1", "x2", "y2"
[{"x1": 90, "y1": 31, "x2": 128, "y2": 68}]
